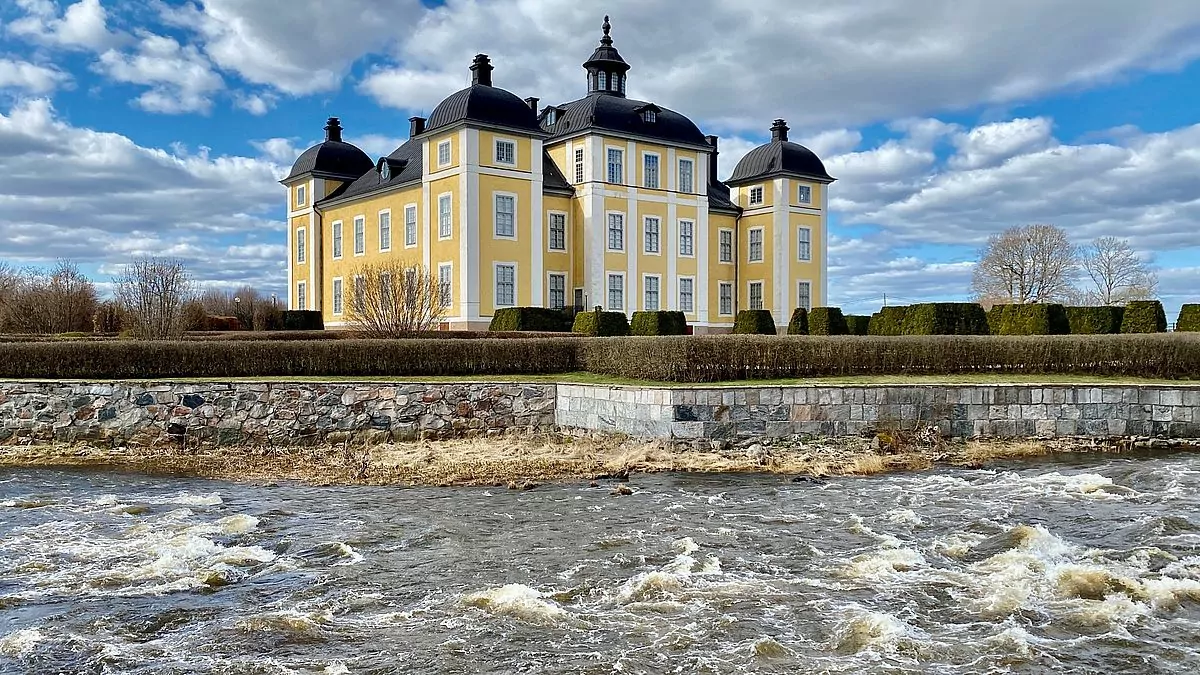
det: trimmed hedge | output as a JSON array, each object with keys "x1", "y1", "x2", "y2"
[
  {"x1": 1065, "y1": 306, "x2": 1125, "y2": 335},
  {"x1": 810, "y1": 307, "x2": 848, "y2": 336},
  {"x1": 630, "y1": 311, "x2": 687, "y2": 336},
  {"x1": 283, "y1": 310, "x2": 324, "y2": 331},
  {"x1": 868, "y1": 306, "x2": 908, "y2": 336},
  {"x1": 786, "y1": 308, "x2": 809, "y2": 335},
  {"x1": 572, "y1": 309, "x2": 629, "y2": 337},
  {"x1": 1178, "y1": 304, "x2": 1200, "y2": 332},
  {"x1": 997, "y1": 304, "x2": 1070, "y2": 335},
  {"x1": 845, "y1": 315, "x2": 871, "y2": 336},
  {"x1": 204, "y1": 316, "x2": 243, "y2": 332},
  {"x1": 489, "y1": 307, "x2": 573, "y2": 332},
  {"x1": 901, "y1": 303, "x2": 990, "y2": 336},
  {"x1": 733, "y1": 310, "x2": 777, "y2": 335},
  {"x1": 1122, "y1": 300, "x2": 1168, "y2": 334}
]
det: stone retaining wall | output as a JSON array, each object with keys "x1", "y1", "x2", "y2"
[{"x1": 0, "y1": 382, "x2": 556, "y2": 447}]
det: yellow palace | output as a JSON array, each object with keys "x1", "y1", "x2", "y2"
[{"x1": 283, "y1": 17, "x2": 834, "y2": 332}]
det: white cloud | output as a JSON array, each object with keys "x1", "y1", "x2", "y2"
[
  {"x1": 232, "y1": 91, "x2": 277, "y2": 116},
  {"x1": 95, "y1": 32, "x2": 224, "y2": 114},
  {"x1": 949, "y1": 117, "x2": 1056, "y2": 170},
  {"x1": 0, "y1": 58, "x2": 70, "y2": 94},
  {"x1": 7, "y1": 0, "x2": 122, "y2": 51}
]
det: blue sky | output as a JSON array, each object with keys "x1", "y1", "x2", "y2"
[{"x1": 1, "y1": 0, "x2": 1198, "y2": 317}]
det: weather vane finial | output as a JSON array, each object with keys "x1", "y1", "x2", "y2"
[{"x1": 601, "y1": 15, "x2": 612, "y2": 44}]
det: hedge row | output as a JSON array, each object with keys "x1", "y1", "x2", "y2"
[
  {"x1": 630, "y1": 311, "x2": 688, "y2": 336},
  {"x1": 901, "y1": 303, "x2": 990, "y2": 336},
  {"x1": 993, "y1": 304, "x2": 1070, "y2": 335},
  {"x1": 489, "y1": 307, "x2": 574, "y2": 332},
  {"x1": 733, "y1": 310, "x2": 776, "y2": 335},
  {"x1": 1065, "y1": 306, "x2": 1125, "y2": 335},
  {"x1": 1180, "y1": 305, "x2": 1200, "y2": 332},
  {"x1": 1122, "y1": 301, "x2": 1168, "y2": 333},
  {"x1": 810, "y1": 308, "x2": 848, "y2": 336},
  {"x1": 572, "y1": 310, "x2": 629, "y2": 337}
]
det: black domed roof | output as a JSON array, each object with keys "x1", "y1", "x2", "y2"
[
  {"x1": 424, "y1": 54, "x2": 542, "y2": 134},
  {"x1": 542, "y1": 94, "x2": 708, "y2": 148},
  {"x1": 728, "y1": 120, "x2": 834, "y2": 185},
  {"x1": 284, "y1": 118, "x2": 373, "y2": 182}
]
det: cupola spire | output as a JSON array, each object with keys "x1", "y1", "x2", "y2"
[
  {"x1": 324, "y1": 117, "x2": 343, "y2": 143},
  {"x1": 771, "y1": 119, "x2": 790, "y2": 142},
  {"x1": 470, "y1": 53, "x2": 493, "y2": 87},
  {"x1": 583, "y1": 15, "x2": 630, "y2": 97}
]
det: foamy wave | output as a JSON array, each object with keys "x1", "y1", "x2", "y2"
[
  {"x1": 0, "y1": 627, "x2": 44, "y2": 657},
  {"x1": 885, "y1": 509, "x2": 923, "y2": 526},
  {"x1": 841, "y1": 548, "x2": 926, "y2": 579},
  {"x1": 331, "y1": 543, "x2": 365, "y2": 567},
  {"x1": 831, "y1": 607, "x2": 922, "y2": 655},
  {"x1": 154, "y1": 492, "x2": 223, "y2": 507},
  {"x1": 1027, "y1": 472, "x2": 1136, "y2": 499},
  {"x1": 462, "y1": 584, "x2": 567, "y2": 625}
]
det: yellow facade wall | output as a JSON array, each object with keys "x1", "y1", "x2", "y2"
[
  {"x1": 786, "y1": 178, "x2": 824, "y2": 209},
  {"x1": 478, "y1": 131, "x2": 533, "y2": 173},
  {"x1": 634, "y1": 142, "x2": 669, "y2": 194},
  {"x1": 477, "y1": 174, "x2": 534, "y2": 315},
  {"x1": 427, "y1": 131, "x2": 459, "y2": 171},
  {"x1": 735, "y1": 182, "x2": 773, "y2": 209},
  {"x1": 739, "y1": 214, "x2": 773, "y2": 310},
  {"x1": 544, "y1": 195, "x2": 573, "y2": 307},
  {"x1": 547, "y1": 144, "x2": 568, "y2": 184},
  {"x1": 709, "y1": 213, "x2": 738, "y2": 323},
  {"x1": 789, "y1": 212, "x2": 823, "y2": 309}
]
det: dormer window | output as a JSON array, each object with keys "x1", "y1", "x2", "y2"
[
  {"x1": 642, "y1": 109, "x2": 656, "y2": 124},
  {"x1": 598, "y1": 71, "x2": 608, "y2": 90},
  {"x1": 545, "y1": 109, "x2": 556, "y2": 126}
]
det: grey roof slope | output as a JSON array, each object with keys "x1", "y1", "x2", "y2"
[
  {"x1": 318, "y1": 139, "x2": 423, "y2": 204},
  {"x1": 728, "y1": 119, "x2": 834, "y2": 185},
  {"x1": 426, "y1": 84, "x2": 543, "y2": 134},
  {"x1": 543, "y1": 152, "x2": 574, "y2": 194},
  {"x1": 541, "y1": 93, "x2": 709, "y2": 147},
  {"x1": 707, "y1": 180, "x2": 740, "y2": 214}
]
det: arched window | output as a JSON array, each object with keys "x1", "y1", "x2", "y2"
[{"x1": 598, "y1": 71, "x2": 608, "y2": 91}]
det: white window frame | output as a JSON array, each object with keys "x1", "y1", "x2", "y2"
[
  {"x1": 606, "y1": 212, "x2": 625, "y2": 252},
  {"x1": 494, "y1": 262, "x2": 517, "y2": 309},
  {"x1": 606, "y1": 272, "x2": 625, "y2": 311},
  {"x1": 296, "y1": 226, "x2": 306, "y2": 263},
  {"x1": 437, "y1": 139, "x2": 452, "y2": 169},
  {"x1": 797, "y1": 184, "x2": 813, "y2": 205},
  {"x1": 749, "y1": 280, "x2": 765, "y2": 311},
  {"x1": 678, "y1": 276, "x2": 695, "y2": 314},
  {"x1": 606, "y1": 147, "x2": 624, "y2": 184},
  {"x1": 643, "y1": 274, "x2": 661, "y2": 312},
  {"x1": 718, "y1": 281, "x2": 734, "y2": 317},
  {"x1": 353, "y1": 216, "x2": 366, "y2": 256},
  {"x1": 748, "y1": 227, "x2": 764, "y2": 263},
  {"x1": 548, "y1": 211, "x2": 567, "y2": 251},
  {"x1": 493, "y1": 192, "x2": 517, "y2": 240},
  {"x1": 438, "y1": 193, "x2": 453, "y2": 240},
  {"x1": 718, "y1": 228, "x2": 734, "y2": 264},
  {"x1": 547, "y1": 272, "x2": 567, "y2": 310},
  {"x1": 296, "y1": 281, "x2": 307, "y2": 310},
  {"x1": 642, "y1": 151, "x2": 660, "y2": 189},
  {"x1": 378, "y1": 209, "x2": 391, "y2": 253},
  {"x1": 331, "y1": 277, "x2": 344, "y2": 316},
  {"x1": 797, "y1": 280, "x2": 813, "y2": 312},
  {"x1": 494, "y1": 137, "x2": 517, "y2": 167},
  {"x1": 749, "y1": 185, "x2": 764, "y2": 206},
  {"x1": 404, "y1": 204, "x2": 418, "y2": 248},
  {"x1": 797, "y1": 226, "x2": 812, "y2": 262},
  {"x1": 678, "y1": 219, "x2": 694, "y2": 257},
  {"x1": 295, "y1": 184, "x2": 306, "y2": 208},
  {"x1": 439, "y1": 262, "x2": 453, "y2": 309},
  {"x1": 574, "y1": 147, "x2": 585, "y2": 183},
  {"x1": 331, "y1": 220, "x2": 344, "y2": 260},
  {"x1": 643, "y1": 216, "x2": 661, "y2": 255},
  {"x1": 678, "y1": 158, "x2": 694, "y2": 194}
]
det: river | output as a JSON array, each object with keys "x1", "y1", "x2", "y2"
[{"x1": 2, "y1": 453, "x2": 1199, "y2": 674}]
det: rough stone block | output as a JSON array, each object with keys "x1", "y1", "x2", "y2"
[
  {"x1": 1161, "y1": 390, "x2": 1184, "y2": 406},
  {"x1": 1056, "y1": 419, "x2": 1077, "y2": 436},
  {"x1": 1153, "y1": 405, "x2": 1173, "y2": 422}
]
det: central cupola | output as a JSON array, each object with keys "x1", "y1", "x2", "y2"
[{"x1": 584, "y1": 15, "x2": 629, "y2": 97}]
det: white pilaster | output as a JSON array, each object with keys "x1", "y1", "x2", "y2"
[
  {"x1": 531, "y1": 139, "x2": 545, "y2": 306},
  {"x1": 421, "y1": 141, "x2": 432, "y2": 273},
  {"x1": 821, "y1": 181, "x2": 830, "y2": 307},
  {"x1": 773, "y1": 177, "x2": 789, "y2": 326},
  {"x1": 463, "y1": 128, "x2": 481, "y2": 320},
  {"x1": 587, "y1": 135, "x2": 605, "y2": 308},
  {"x1": 697, "y1": 198, "x2": 711, "y2": 325}
]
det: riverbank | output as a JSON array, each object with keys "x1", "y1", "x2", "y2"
[{"x1": 2, "y1": 434, "x2": 1195, "y2": 487}]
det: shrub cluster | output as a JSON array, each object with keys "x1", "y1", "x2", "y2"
[
  {"x1": 1121, "y1": 300, "x2": 1167, "y2": 333},
  {"x1": 786, "y1": 308, "x2": 809, "y2": 335},
  {"x1": 1178, "y1": 305, "x2": 1200, "y2": 332},
  {"x1": 630, "y1": 311, "x2": 687, "y2": 336},
  {"x1": 204, "y1": 316, "x2": 243, "y2": 331},
  {"x1": 92, "y1": 302, "x2": 126, "y2": 335},
  {"x1": 900, "y1": 303, "x2": 990, "y2": 335},
  {"x1": 868, "y1": 306, "x2": 908, "y2": 336},
  {"x1": 994, "y1": 304, "x2": 1070, "y2": 335},
  {"x1": 283, "y1": 310, "x2": 324, "y2": 331},
  {"x1": 733, "y1": 310, "x2": 776, "y2": 335},
  {"x1": 489, "y1": 307, "x2": 574, "y2": 332},
  {"x1": 809, "y1": 307, "x2": 848, "y2": 336},
  {"x1": 1065, "y1": 306, "x2": 1125, "y2": 335},
  {"x1": 572, "y1": 309, "x2": 629, "y2": 336},
  {"x1": 845, "y1": 315, "x2": 871, "y2": 336}
]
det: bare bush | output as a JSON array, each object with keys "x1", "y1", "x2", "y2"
[
  {"x1": 0, "y1": 260, "x2": 97, "y2": 334},
  {"x1": 347, "y1": 261, "x2": 447, "y2": 337},
  {"x1": 971, "y1": 224, "x2": 1079, "y2": 304},
  {"x1": 114, "y1": 258, "x2": 196, "y2": 339}
]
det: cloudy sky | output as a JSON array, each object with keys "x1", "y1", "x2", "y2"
[{"x1": 2, "y1": 0, "x2": 1199, "y2": 316}]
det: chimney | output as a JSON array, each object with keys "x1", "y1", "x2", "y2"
[
  {"x1": 524, "y1": 97, "x2": 540, "y2": 112},
  {"x1": 706, "y1": 135, "x2": 719, "y2": 185},
  {"x1": 470, "y1": 54, "x2": 493, "y2": 87},
  {"x1": 324, "y1": 117, "x2": 343, "y2": 143},
  {"x1": 408, "y1": 116, "x2": 426, "y2": 138},
  {"x1": 770, "y1": 118, "x2": 789, "y2": 142}
]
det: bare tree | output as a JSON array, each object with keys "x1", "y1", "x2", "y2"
[
  {"x1": 43, "y1": 260, "x2": 98, "y2": 333},
  {"x1": 347, "y1": 261, "x2": 447, "y2": 337},
  {"x1": 1080, "y1": 236, "x2": 1158, "y2": 305},
  {"x1": 113, "y1": 257, "x2": 196, "y2": 339},
  {"x1": 971, "y1": 224, "x2": 1079, "y2": 304}
]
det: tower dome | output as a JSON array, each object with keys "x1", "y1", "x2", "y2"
[
  {"x1": 424, "y1": 54, "x2": 542, "y2": 134},
  {"x1": 284, "y1": 117, "x2": 373, "y2": 182},
  {"x1": 583, "y1": 15, "x2": 630, "y2": 97},
  {"x1": 728, "y1": 119, "x2": 834, "y2": 185}
]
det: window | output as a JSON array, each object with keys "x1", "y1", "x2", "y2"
[
  {"x1": 598, "y1": 71, "x2": 608, "y2": 90},
  {"x1": 378, "y1": 211, "x2": 391, "y2": 251},
  {"x1": 438, "y1": 194, "x2": 452, "y2": 239},
  {"x1": 352, "y1": 275, "x2": 365, "y2": 314},
  {"x1": 607, "y1": 274, "x2": 624, "y2": 311},
  {"x1": 295, "y1": 184, "x2": 306, "y2": 208},
  {"x1": 574, "y1": 148, "x2": 585, "y2": 183},
  {"x1": 332, "y1": 221, "x2": 343, "y2": 259},
  {"x1": 679, "y1": 277, "x2": 694, "y2": 313},
  {"x1": 548, "y1": 273, "x2": 566, "y2": 310},
  {"x1": 495, "y1": 264, "x2": 515, "y2": 307},
  {"x1": 381, "y1": 272, "x2": 392, "y2": 307},
  {"x1": 437, "y1": 140, "x2": 451, "y2": 167},
  {"x1": 296, "y1": 282, "x2": 306, "y2": 310},
  {"x1": 495, "y1": 194, "x2": 515, "y2": 238},
  {"x1": 749, "y1": 186, "x2": 764, "y2": 205},
  {"x1": 495, "y1": 139, "x2": 516, "y2": 166},
  {"x1": 545, "y1": 109, "x2": 556, "y2": 126},
  {"x1": 644, "y1": 275, "x2": 660, "y2": 311},
  {"x1": 719, "y1": 282, "x2": 733, "y2": 316},
  {"x1": 642, "y1": 109, "x2": 657, "y2": 124},
  {"x1": 679, "y1": 220, "x2": 694, "y2": 257},
  {"x1": 353, "y1": 217, "x2": 365, "y2": 256},
  {"x1": 607, "y1": 148, "x2": 623, "y2": 184},
  {"x1": 678, "y1": 159, "x2": 694, "y2": 194},
  {"x1": 797, "y1": 227, "x2": 812, "y2": 261},
  {"x1": 607, "y1": 213, "x2": 624, "y2": 251},
  {"x1": 749, "y1": 281, "x2": 764, "y2": 310},
  {"x1": 643, "y1": 153, "x2": 659, "y2": 189},
  {"x1": 439, "y1": 263, "x2": 453, "y2": 308},
  {"x1": 749, "y1": 228, "x2": 763, "y2": 262},
  {"x1": 548, "y1": 213, "x2": 566, "y2": 251},
  {"x1": 296, "y1": 227, "x2": 306, "y2": 263},
  {"x1": 644, "y1": 217, "x2": 660, "y2": 254},
  {"x1": 719, "y1": 229, "x2": 733, "y2": 263},
  {"x1": 574, "y1": 288, "x2": 584, "y2": 309},
  {"x1": 798, "y1": 184, "x2": 812, "y2": 204},
  {"x1": 404, "y1": 205, "x2": 417, "y2": 247},
  {"x1": 797, "y1": 281, "x2": 812, "y2": 312},
  {"x1": 617, "y1": 74, "x2": 625, "y2": 94},
  {"x1": 332, "y1": 278, "x2": 344, "y2": 315}
]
